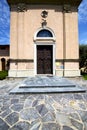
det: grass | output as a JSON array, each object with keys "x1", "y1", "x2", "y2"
[
  {"x1": 0, "y1": 71, "x2": 8, "y2": 80},
  {"x1": 82, "y1": 74, "x2": 87, "y2": 80}
]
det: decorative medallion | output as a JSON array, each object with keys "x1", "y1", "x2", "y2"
[{"x1": 41, "y1": 10, "x2": 48, "y2": 18}]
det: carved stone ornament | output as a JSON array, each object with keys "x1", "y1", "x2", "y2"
[
  {"x1": 63, "y1": 4, "x2": 71, "y2": 13},
  {"x1": 17, "y1": 3, "x2": 27, "y2": 12},
  {"x1": 41, "y1": 10, "x2": 48, "y2": 18},
  {"x1": 41, "y1": 19, "x2": 47, "y2": 28}
]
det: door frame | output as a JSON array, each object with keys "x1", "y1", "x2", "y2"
[{"x1": 34, "y1": 42, "x2": 55, "y2": 75}]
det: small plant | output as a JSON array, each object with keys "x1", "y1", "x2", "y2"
[
  {"x1": 82, "y1": 74, "x2": 87, "y2": 80},
  {"x1": 0, "y1": 71, "x2": 8, "y2": 80}
]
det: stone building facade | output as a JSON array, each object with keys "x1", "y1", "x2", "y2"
[{"x1": 7, "y1": 0, "x2": 82, "y2": 77}]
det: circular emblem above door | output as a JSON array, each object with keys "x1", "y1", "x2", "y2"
[{"x1": 41, "y1": 10, "x2": 48, "y2": 18}]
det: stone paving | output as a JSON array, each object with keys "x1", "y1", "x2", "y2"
[{"x1": 0, "y1": 77, "x2": 87, "y2": 130}]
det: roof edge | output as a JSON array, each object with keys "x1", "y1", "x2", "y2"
[{"x1": 7, "y1": 0, "x2": 82, "y2": 7}]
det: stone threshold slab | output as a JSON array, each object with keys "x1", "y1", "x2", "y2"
[{"x1": 10, "y1": 86, "x2": 86, "y2": 94}]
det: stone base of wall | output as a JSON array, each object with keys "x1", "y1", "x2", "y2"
[
  {"x1": 8, "y1": 70, "x2": 34, "y2": 77},
  {"x1": 55, "y1": 69, "x2": 64, "y2": 77},
  {"x1": 56, "y1": 69, "x2": 80, "y2": 77},
  {"x1": 9, "y1": 69, "x2": 80, "y2": 77}
]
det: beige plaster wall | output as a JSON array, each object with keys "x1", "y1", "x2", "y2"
[
  {"x1": 64, "y1": 11, "x2": 79, "y2": 70},
  {"x1": 10, "y1": 6, "x2": 18, "y2": 59},
  {"x1": 10, "y1": 5, "x2": 64, "y2": 70},
  {"x1": 64, "y1": 12, "x2": 79, "y2": 57}
]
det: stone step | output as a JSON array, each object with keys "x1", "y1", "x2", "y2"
[
  {"x1": 10, "y1": 86, "x2": 86, "y2": 94},
  {"x1": 9, "y1": 76, "x2": 86, "y2": 94},
  {"x1": 19, "y1": 84, "x2": 76, "y2": 88},
  {"x1": 19, "y1": 76, "x2": 76, "y2": 88}
]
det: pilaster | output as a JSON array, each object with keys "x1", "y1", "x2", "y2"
[
  {"x1": 10, "y1": 5, "x2": 18, "y2": 59},
  {"x1": 17, "y1": 11, "x2": 24, "y2": 59}
]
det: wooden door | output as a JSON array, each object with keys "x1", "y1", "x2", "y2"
[
  {"x1": 1, "y1": 58, "x2": 5, "y2": 71},
  {"x1": 37, "y1": 45, "x2": 53, "y2": 74}
]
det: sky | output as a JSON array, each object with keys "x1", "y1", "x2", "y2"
[
  {"x1": 78, "y1": 0, "x2": 87, "y2": 44},
  {"x1": 0, "y1": 0, "x2": 87, "y2": 45}
]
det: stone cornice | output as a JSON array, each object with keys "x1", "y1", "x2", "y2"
[
  {"x1": 7, "y1": 0, "x2": 82, "y2": 7},
  {"x1": 9, "y1": 59, "x2": 34, "y2": 63},
  {"x1": 9, "y1": 59, "x2": 79, "y2": 63}
]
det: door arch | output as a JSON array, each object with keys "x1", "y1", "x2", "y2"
[{"x1": 34, "y1": 27, "x2": 55, "y2": 41}]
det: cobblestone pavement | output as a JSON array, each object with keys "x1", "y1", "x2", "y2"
[{"x1": 0, "y1": 77, "x2": 87, "y2": 130}]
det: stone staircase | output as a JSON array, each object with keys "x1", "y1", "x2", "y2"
[{"x1": 10, "y1": 76, "x2": 86, "y2": 94}]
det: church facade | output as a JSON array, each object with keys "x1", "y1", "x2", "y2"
[{"x1": 7, "y1": 0, "x2": 82, "y2": 77}]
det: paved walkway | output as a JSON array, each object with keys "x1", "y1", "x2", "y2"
[{"x1": 0, "y1": 77, "x2": 87, "y2": 130}]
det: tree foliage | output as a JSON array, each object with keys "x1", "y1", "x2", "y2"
[{"x1": 79, "y1": 44, "x2": 87, "y2": 68}]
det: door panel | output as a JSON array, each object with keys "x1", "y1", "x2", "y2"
[{"x1": 37, "y1": 45, "x2": 53, "y2": 74}]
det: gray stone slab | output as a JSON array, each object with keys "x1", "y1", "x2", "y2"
[
  {"x1": 36, "y1": 104, "x2": 48, "y2": 117},
  {"x1": 42, "y1": 123, "x2": 60, "y2": 130},
  {"x1": 9, "y1": 121, "x2": 30, "y2": 130},
  {"x1": 0, "y1": 118, "x2": 9, "y2": 130},
  {"x1": 19, "y1": 76, "x2": 76, "y2": 88},
  {"x1": 70, "y1": 118, "x2": 83, "y2": 130},
  {"x1": 5, "y1": 112, "x2": 19, "y2": 126},
  {"x1": 10, "y1": 86, "x2": 86, "y2": 94},
  {"x1": 11, "y1": 103, "x2": 23, "y2": 112},
  {"x1": 20, "y1": 108, "x2": 40, "y2": 121},
  {"x1": 62, "y1": 126, "x2": 74, "y2": 130}
]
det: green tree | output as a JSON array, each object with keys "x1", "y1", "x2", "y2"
[{"x1": 79, "y1": 44, "x2": 87, "y2": 68}]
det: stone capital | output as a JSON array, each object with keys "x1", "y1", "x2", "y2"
[{"x1": 17, "y1": 3, "x2": 27, "y2": 12}]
